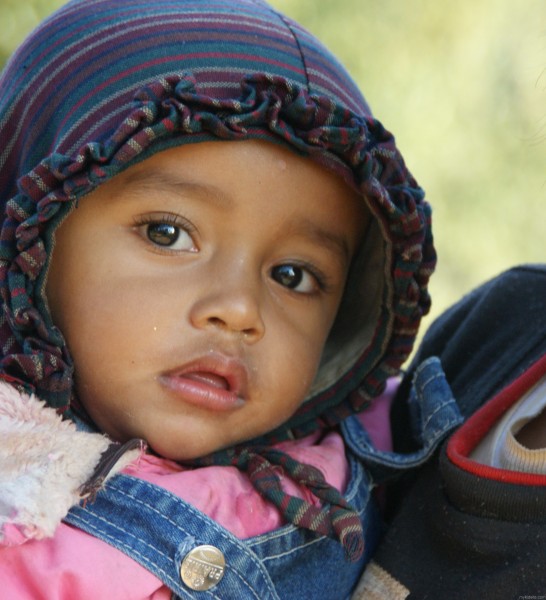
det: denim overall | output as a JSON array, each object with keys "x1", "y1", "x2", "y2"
[{"x1": 64, "y1": 357, "x2": 461, "y2": 599}]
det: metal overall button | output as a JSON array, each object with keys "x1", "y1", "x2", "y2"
[{"x1": 180, "y1": 545, "x2": 226, "y2": 591}]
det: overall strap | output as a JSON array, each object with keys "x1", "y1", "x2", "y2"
[{"x1": 64, "y1": 474, "x2": 280, "y2": 599}]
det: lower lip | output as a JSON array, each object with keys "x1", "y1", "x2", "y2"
[{"x1": 159, "y1": 374, "x2": 245, "y2": 412}]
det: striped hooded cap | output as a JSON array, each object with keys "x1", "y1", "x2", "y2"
[{"x1": 0, "y1": 0, "x2": 435, "y2": 558}]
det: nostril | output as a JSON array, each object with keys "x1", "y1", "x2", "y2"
[
  {"x1": 205, "y1": 316, "x2": 260, "y2": 341},
  {"x1": 207, "y1": 317, "x2": 225, "y2": 328},
  {"x1": 198, "y1": 305, "x2": 264, "y2": 341}
]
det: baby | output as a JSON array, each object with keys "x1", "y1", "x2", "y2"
[{"x1": 0, "y1": 0, "x2": 436, "y2": 597}]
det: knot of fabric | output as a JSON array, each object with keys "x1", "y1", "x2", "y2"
[{"x1": 212, "y1": 446, "x2": 365, "y2": 562}]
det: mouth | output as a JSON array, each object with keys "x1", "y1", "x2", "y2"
[{"x1": 159, "y1": 353, "x2": 248, "y2": 412}]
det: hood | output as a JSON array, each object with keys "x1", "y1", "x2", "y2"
[{"x1": 0, "y1": 0, "x2": 435, "y2": 442}]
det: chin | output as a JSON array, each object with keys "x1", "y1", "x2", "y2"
[{"x1": 147, "y1": 440, "x2": 216, "y2": 463}]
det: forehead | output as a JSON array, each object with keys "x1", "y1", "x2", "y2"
[
  {"x1": 112, "y1": 139, "x2": 367, "y2": 240},
  {"x1": 123, "y1": 139, "x2": 353, "y2": 189}
]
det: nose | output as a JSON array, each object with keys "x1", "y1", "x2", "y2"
[{"x1": 189, "y1": 266, "x2": 265, "y2": 343}]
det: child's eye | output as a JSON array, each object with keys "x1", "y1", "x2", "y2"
[
  {"x1": 271, "y1": 264, "x2": 319, "y2": 294},
  {"x1": 145, "y1": 222, "x2": 195, "y2": 251},
  {"x1": 134, "y1": 214, "x2": 197, "y2": 252},
  {"x1": 146, "y1": 223, "x2": 183, "y2": 247}
]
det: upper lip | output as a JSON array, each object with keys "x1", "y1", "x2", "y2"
[{"x1": 161, "y1": 352, "x2": 249, "y2": 398}]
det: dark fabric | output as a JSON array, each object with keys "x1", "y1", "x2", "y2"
[
  {"x1": 370, "y1": 447, "x2": 546, "y2": 599},
  {"x1": 441, "y1": 444, "x2": 546, "y2": 523},
  {"x1": 392, "y1": 264, "x2": 546, "y2": 453},
  {"x1": 368, "y1": 264, "x2": 546, "y2": 598}
]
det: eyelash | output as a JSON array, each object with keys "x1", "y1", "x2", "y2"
[{"x1": 308, "y1": 266, "x2": 333, "y2": 294}]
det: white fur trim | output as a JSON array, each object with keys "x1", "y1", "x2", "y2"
[{"x1": 0, "y1": 382, "x2": 140, "y2": 544}]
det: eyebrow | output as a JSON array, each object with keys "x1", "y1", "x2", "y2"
[
  {"x1": 289, "y1": 219, "x2": 352, "y2": 264},
  {"x1": 121, "y1": 169, "x2": 231, "y2": 207}
]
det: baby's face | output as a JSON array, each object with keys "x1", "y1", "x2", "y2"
[{"x1": 46, "y1": 140, "x2": 366, "y2": 460}]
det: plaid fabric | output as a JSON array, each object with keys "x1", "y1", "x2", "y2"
[{"x1": 0, "y1": 0, "x2": 436, "y2": 558}]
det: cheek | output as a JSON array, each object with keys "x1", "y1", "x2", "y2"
[
  {"x1": 280, "y1": 301, "x2": 342, "y2": 400},
  {"x1": 71, "y1": 284, "x2": 153, "y2": 368},
  {"x1": 265, "y1": 316, "x2": 328, "y2": 403},
  {"x1": 49, "y1": 262, "x2": 139, "y2": 395}
]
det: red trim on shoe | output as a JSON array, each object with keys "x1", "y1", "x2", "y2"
[{"x1": 447, "y1": 352, "x2": 546, "y2": 485}]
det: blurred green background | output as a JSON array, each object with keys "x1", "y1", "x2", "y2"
[{"x1": 1, "y1": 0, "x2": 545, "y2": 340}]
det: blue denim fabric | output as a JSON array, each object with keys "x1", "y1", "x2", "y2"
[
  {"x1": 342, "y1": 356, "x2": 463, "y2": 482},
  {"x1": 64, "y1": 356, "x2": 462, "y2": 598},
  {"x1": 65, "y1": 453, "x2": 377, "y2": 599}
]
